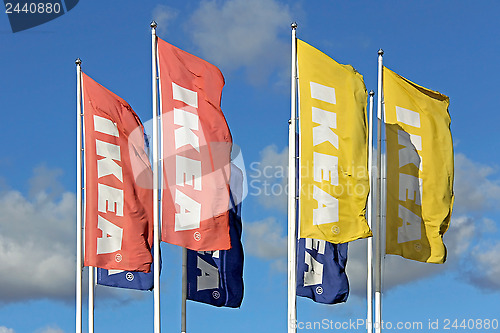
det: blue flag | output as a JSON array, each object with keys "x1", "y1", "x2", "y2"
[
  {"x1": 186, "y1": 164, "x2": 244, "y2": 307},
  {"x1": 296, "y1": 238, "x2": 349, "y2": 304},
  {"x1": 97, "y1": 248, "x2": 160, "y2": 291}
]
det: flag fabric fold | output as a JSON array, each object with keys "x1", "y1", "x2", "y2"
[
  {"x1": 186, "y1": 163, "x2": 244, "y2": 307},
  {"x1": 384, "y1": 66, "x2": 454, "y2": 264},
  {"x1": 296, "y1": 238, "x2": 349, "y2": 304},
  {"x1": 297, "y1": 39, "x2": 372, "y2": 244},
  {"x1": 96, "y1": 245, "x2": 160, "y2": 291},
  {"x1": 82, "y1": 72, "x2": 153, "y2": 272},
  {"x1": 157, "y1": 37, "x2": 232, "y2": 251}
]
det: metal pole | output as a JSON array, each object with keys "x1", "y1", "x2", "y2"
[
  {"x1": 287, "y1": 22, "x2": 298, "y2": 333},
  {"x1": 151, "y1": 20, "x2": 161, "y2": 333},
  {"x1": 375, "y1": 49, "x2": 384, "y2": 333},
  {"x1": 75, "y1": 58, "x2": 83, "y2": 333},
  {"x1": 181, "y1": 248, "x2": 187, "y2": 333},
  {"x1": 367, "y1": 90, "x2": 375, "y2": 333},
  {"x1": 88, "y1": 266, "x2": 94, "y2": 333}
]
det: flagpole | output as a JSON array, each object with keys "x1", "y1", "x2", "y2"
[
  {"x1": 181, "y1": 248, "x2": 187, "y2": 333},
  {"x1": 151, "y1": 20, "x2": 161, "y2": 333},
  {"x1": 375, "y1": 49, "x2": 384, "y2": 333},
  {"x1": 88, "y1": 266, "x2": 94, "y2": 333},
  {"x1": 75, "y1": 58, "x2": 83, "y2": 333},
  {"x1": 367, "y1": 90, "x2": 375, "y2": 333},
  {"x1": 288, "y1": 21, "x2": 298, "y2": 333}
]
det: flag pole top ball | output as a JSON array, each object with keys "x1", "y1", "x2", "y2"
[
  {"x1": 150, "y1": 21, "x2": 157, "y2": 28},
  {"x1": 369, "y1": 90, "x2": 374, "y2": 96},
  {"x1": 75, "y1": 58, "x2": 82, "y2": 65},
  {"x1": 291, "y1": 22, "x2": 297, "y2": 29},
  {"x1": 378, "y1": 49, "x2": 384, "y2": 56}
]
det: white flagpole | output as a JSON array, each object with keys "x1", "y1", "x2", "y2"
[
  {"x1": 75, "y1": 58, "x2": 83, "y2": 333},
  {"x1": 367, "y1": 90, "x2": 375, "y2": 333},
  {"x1": 88, "y1": 266, "x2": 94, "y2": 333},
  {"x1": 151, "y1": 20, "x2": 161, "y2": 333},
  {"x1": 375, "y1": 49, "x2": 384, "y2": 333},
  {"x1": 181, "y1": 248, "x2": 187, "y2": 333},
  {"x1": 287, "y1": 21, "x2": 298, "y2": 333}
]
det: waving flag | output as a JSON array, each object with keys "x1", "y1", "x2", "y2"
[
  {"x1": 82, "y1": 73, "x2": 153, "y2": 272},
  {"x1": 157, "y1": 37, "x2": 232, "y2": 251},
  {"x1": 296, "y1": 238, "x2": 349, "y2": 304},
  {"x1": 186, "y1": 164, "x2": 244, "y2": 307},
  {"x1": 384, "y1": 67, "x2": 453, "y2": 264},
  {"x1": 97, "y1": 247, "x2": 160, "y2": 291},
  {"x1": 297, "y1": 39, "x2": 372, "y2": 243}
]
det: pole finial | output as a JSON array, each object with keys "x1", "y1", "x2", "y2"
[
  {"x1": 378, "y1": 49, "x2": 384, "y2": 56},
  {"x1": 150, "y1": 21, "x2": 157, "y2": 28},
  {"x1": 369, "y1": 90, "x2": 375, "y2": 96},
  {"x1": 291, "y1": 22, "x2": 297, "y2": 29},
  {"x1": 75, "y1": 58, "x2": 82, "y2": 65}
]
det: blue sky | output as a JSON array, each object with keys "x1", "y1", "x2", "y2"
[{"x1": 1, "y1": 1, "x2": 500, "y2": 332}]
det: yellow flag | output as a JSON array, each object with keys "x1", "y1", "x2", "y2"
[
  {"x1": 298, "y1": 39, "x2": 372, "y2": 243},
  {"x1": 384, "y1": 66, "x2": 454, "y2": 264}
]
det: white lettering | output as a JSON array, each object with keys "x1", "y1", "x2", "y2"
[
  {"x1": 172, "y1": 82, "x2": 198, "y2": 108},
  {"x1": 176, "y1": 155, "x2": 202, "y2": 190},
  {"x1": 174, "y1": 189, "x2": 201, "y2": 231},
  {"x1": 313, "y1": 152, "x2": 338, "y2": 185},
  {"x1": 399, "y1": 173, "x2": 422, "y2": 205},
  {"x1": 398, "y1": 130, "x2": 423, "y2": 171},
  {"x1": 96, "y1": 140, "x2": 123, "y2": 181},
  {"x1": 312, "y1": 107, "x2": 338, "y2": 148},
  {"x1": 96, "y1": 215, "x2": 123, "y2": 254},
  {"x1": 397, "y1": 205, "x2": 421, "y2": 243},
  {"x1": 304, "y1": 251, "x2": 324, "y2": 286},
  {"x1": 312, "y1": 186, "x2": 339, "y2": 225},
  {"x1": 93, "y1": 115, "x2": 119, "y2": 137},
  {"x1": 305, "y1": 238, "x2": 326, "y2": 254},
  {"x1": 174, "y1": 108, "x2": 200, "y2": 151},
  {"x1": 396, "y1": 106, "x2": 420, "y2": 128},
  {"x1": 197, "y1": 256, "x2": 219, "y2": 291},
  {"x1": 97, "y1": 183, "x2": 124, "y2": 216},
  {"x1": 310, "y1": 82, "x2": 336, "y2": 104}
]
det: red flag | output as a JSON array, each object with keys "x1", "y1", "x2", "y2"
[
  {"x1": 157, "y1": 38, "x2": 232, "y2": 251},
  {"x1": 82, "y1": 72, "x2": 153, "y2": 272}
]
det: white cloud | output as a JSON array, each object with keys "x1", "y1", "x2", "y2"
[
  {"x1": 0, "y1": 327, "x2": 15, "y2": 333},
  {"x1": 453, "y1": 153, "x2": 500, "y2": 214},
  {"x1": 248, "y1": 145, "x2": 288, "y2": 213},
  {"x1": 151, "y1": 5, "x2": 178, "y2": 34},
  {"x1": 244, "y1": 217, "x2": 287, "y2": 259},
  {"x1": 35, "y1": 326, "x2": 65, "y2": 333},
  {"x1": 244, "y1": 145, "x2": 500, "y2": 293},
  {"x1": 347, "y1": 214, "x2": 485, "y2": 294},
  {"x1": 0, "y1": 167, "x2": 75, "y2": 302},
  {"x1": 0, "y1": 166, "x2": 153, "y2": 304},
  {"x1": 469, "y1": 241, "x2": 500, "y2": 290},
  {"x1": 187, "y1": 0, "x2": 291, "y2": 83}
]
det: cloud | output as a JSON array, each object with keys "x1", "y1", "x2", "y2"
[
  {"x1": 469, "y1": 241, "x2": 500, "y2": 290},
  {"x1": 453, "y1": 153, "x2": 500, "y2": 214},
  {"x1": 35, "y1": 326, "x2": 65, "y2": 333},
  {"x1": 248, "y1": 145, "x2": 288, "y2": 213},
  {"x1": 0, "y1": 327, "x2": 15, "y2": 333},
  {"x1": 187, "y1": 0, "x2": 291, "y2": 84},
  {"x1": 345, "y1": 215, "x2": 476, "y2": 296},
  {"x1": 0, "y1": 166, "x2": 153, "y2": 305},
  {"x1": 244, "y1": 217, "x2": 287, "y2": 259},
  {"x1": 0, "y1": 167, "x2": 75, "y2": 303},
  {"x1": 151, "y1": 5, "x2": 178, "y2": 34}
]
